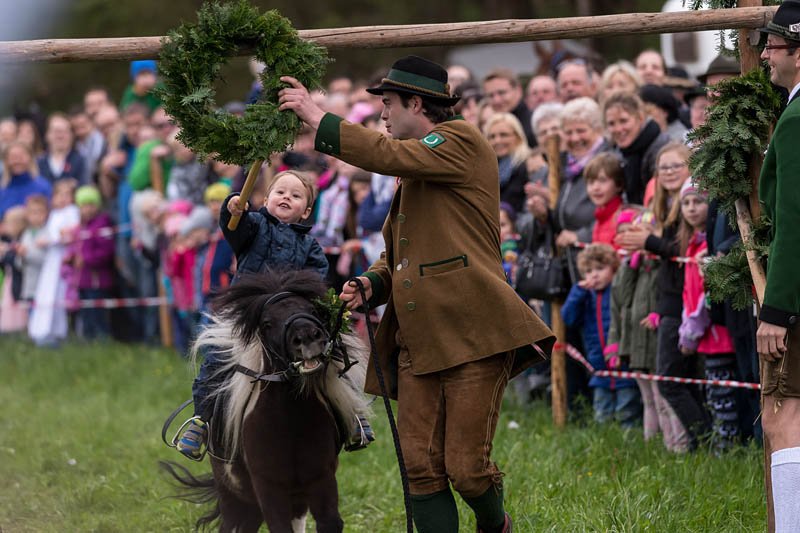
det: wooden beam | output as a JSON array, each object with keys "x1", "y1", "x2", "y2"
[{"x1": 0, "y1": 6, "x2": 778, "y2": 64}]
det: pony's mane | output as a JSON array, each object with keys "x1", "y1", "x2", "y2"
[{"x1": 191, "y1": 269, "x2": 369, "y2": 460}]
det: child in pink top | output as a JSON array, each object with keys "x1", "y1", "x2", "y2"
[{"x1": 677, "y1": 179, "x2": 737, "y2": 452}]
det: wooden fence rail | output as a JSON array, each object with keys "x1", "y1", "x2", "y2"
[{"x1": 0, "y1": 6, "x2": 777, "y2": 63}]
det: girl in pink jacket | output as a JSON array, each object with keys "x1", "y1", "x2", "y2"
[{"x1": 677, "y1": 179, "x2": 738, "y2": 452}]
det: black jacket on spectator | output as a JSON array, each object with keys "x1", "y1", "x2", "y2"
[
  {"x1": 36, "y1": 150, "x2": 88, "y2": 186},
  {"x1": 512, "y1": 99, "x2": 537, "y2": 148},
  {"x1": 617, "y1": 119, "x2": 670, "y2": 205},
  {"x1": 500, "y1": 161, "x2": 528, "y2": 215},
  {"x1": 644, "y1": 222, "x2": 683, "y2": 319}
]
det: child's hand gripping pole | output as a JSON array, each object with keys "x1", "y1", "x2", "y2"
[{"x1": 227, "y1": 159, "x2": 264, "y2": 231}]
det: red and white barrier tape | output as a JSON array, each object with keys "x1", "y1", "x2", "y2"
[
  {"x1": 18, "y1": 296, "x2": 167, "y2": 310},
  {"x1": 555, "y1": 342, "x2": 761, "y2": 391},
  {"x1": 570, "y1": 241, "x2": 699, "y2": 265},
  {"x1": 72, "y1": 222, "x2": 132, "y2": 242}
]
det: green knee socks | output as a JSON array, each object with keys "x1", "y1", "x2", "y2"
[
  {"x1": 410, "y1": 489, "x2": 459, "y2": 533},
  {"x1": 463, "y1": 484, "x2": 506, "y2": 532}
]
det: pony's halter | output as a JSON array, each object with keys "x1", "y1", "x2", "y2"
[{"x1": 261, "y1": 291, "x2": 329, "y2": 372}]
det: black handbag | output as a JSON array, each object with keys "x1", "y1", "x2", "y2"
[{"x1": 514, "y1": 221, "x2": 571, "y2": 301}]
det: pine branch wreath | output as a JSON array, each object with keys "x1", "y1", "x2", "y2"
[
  {"x1": 156, "y1": 0, "x2": 329, "y2": 165},
  {"x1": 687, "y1": 68, "x2": 782, "y2": 220},
  {"x1": 687, "y1": 68, "x2": 782, "y2": 310}
]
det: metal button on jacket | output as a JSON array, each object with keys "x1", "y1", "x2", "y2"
[
  {"x1": 397, "y1": 214, "x2": 406, "y2": 223},
  {"x1": 399, "y1": 238, "x2": 409, "y2": 247},
  {"x1": 401, "y1": 258, "x2": 409, "y2": 268},
  {"x1": 406, "y1": 302, "x2": 416, "y2": 311},
  {"x1": 403, "y1": 279, "x2": 412, "y2": 289}
]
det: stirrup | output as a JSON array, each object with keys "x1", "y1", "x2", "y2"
[
  {"x1": 172, "y1": 416, "x2": 208, "y2": 462},
  {"x1": 344, "y1": 415, "x2": 375, "y2": 452}
]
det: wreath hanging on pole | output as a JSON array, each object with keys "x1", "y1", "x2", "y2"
[
  {"x1": 157, "y1": 1, "x2": 329, "y2": 228},
  {"x1": 687, "y1": 68, "x2": 781, "y2": 310}
]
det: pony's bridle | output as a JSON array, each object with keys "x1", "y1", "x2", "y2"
[{"x1": 235, "y1": 291, "x2": 329, "y2": 383}]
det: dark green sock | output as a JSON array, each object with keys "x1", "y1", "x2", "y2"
[
  {"x1": 462, "y1": 485, "x2": 505, "y2": 532},
  {"x1": 410, "y1": 489, "x2": 459, "y2": 533}
]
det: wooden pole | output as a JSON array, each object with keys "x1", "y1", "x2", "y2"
[
  {"x1": 545, "y1": 134, "x2": 567, "y2": 428},
  {"x1": 0, "y1": 7, "x2": 778, "y2": 63},
  {"x1": 158, "y1": 273, "x2": 173, "y2": 348},
  {"x1": 739, "y1": 0, "x2": 764, "y2": 223},
  {"x1": 227, "y1": 160, "x2": 264, "y2": 231},
  {"x1": 735, "y1": 0, "x2": 768, "y2": 308},
  {"x1": 735, "y1": 198, "x2": 767, "y2": 305}
]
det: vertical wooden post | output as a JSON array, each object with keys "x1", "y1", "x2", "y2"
[
  {"x1": 149, "y1": 154, "x2": 172, "y2": 347},
  {"x1": 158, "y1": 275, "x2": 173, "y2": 348},
  {"x1": 738, "y1": 0, "x2": 764, "y2": 223},
  {"x1": 546, "y1": 134, "x2": 567, "y2": 428}
]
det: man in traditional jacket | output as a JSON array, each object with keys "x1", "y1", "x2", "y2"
[
  {"x1": 280, "y1": 56, "x2": 554, "y2": 533},
  {"x1": 757, "y1": 2, "x2": 800, "y2": 531}
]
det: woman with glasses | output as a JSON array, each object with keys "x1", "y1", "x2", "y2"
[
  {"x1": 603, "y1": 91, "x2": 671, "y2": 205},
  {"x1": 616, "y1": 141, "x2": 709, "y2": 452}
]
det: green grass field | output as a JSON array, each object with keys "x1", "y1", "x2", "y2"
[{"x1": 0, "y1": 336, "x2": 766, "y2": 532}]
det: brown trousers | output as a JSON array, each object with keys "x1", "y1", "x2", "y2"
[
  {"x1": 760, "y1": 322, "x2": 800, "y2": 533},
  {"x1": 397, "y1": 347, "x2": 513, "y2": 498}
]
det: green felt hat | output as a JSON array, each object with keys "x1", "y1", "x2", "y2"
[{"x1": 367, "y1": 55, "x2": 460, "y2": 106}]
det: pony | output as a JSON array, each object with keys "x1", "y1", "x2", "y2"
[{"x1": 162, "y1": 270, "x2": 370, "y2": 532}]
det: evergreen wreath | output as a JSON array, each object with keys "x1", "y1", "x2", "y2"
[
  {"x1": 156, "y1": 0, "x2": 329, "y2": 165},
  {"x1": 687, "y1": 68, "x2": 782, "y2": 310}
]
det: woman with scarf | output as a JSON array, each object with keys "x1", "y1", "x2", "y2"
[
  {"x1": 526, "y1": 97, "x2": 609, "y2": 252},
  {"x1": 603, "y1": 90, "x2": 670, "y2": 205},
  {"x1": 483, "y1": 113, "x2": 530, "y2": 214}
]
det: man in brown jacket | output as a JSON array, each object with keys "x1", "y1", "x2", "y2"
[{"x1": 279, "y1": 56, "x2": 554, "y2": 533}]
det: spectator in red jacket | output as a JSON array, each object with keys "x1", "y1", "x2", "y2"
[{"x1": 584, "y1": 152, "x2": 624, "y2": 247}]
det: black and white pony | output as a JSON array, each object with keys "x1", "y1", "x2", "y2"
[{"x1": 163, "y1": 270, "x2": 370, "y2": 532}]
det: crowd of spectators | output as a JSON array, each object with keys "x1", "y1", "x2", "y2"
[{"x1": 0, "y1": 49, "x2": 762, "y2": 452}]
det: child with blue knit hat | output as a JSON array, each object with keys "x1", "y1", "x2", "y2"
[{"x1": 120, "y1": 60, "x2": 163, "y2": 112}]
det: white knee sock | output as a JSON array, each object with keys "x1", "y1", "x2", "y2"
[{"x1": 771, "y1": 446, "x2": 800, "y2": 533}]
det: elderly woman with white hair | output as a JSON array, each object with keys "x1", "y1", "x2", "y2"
[
  {"x1": 516, "y1": 97, "x2": 611, "y2": 406},
  {"x1": 527, "y1": 97, "x2": 609, "y2": 249},
  {"x1": 483, "y1": 112, "x2": 531, "y2": 214},
  {"x1": 530, "y1": 101, "x2": 564, "y2": 149}
]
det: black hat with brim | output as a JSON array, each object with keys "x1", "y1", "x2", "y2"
[
  {"x1": 367, "y1": 55, "x2": 461, "y2": 106},
  {"x1": 640, "y1": 84, "x2": 681, "y2": 123},
  {"x1": 759, "y1": 0, "x2": 800, "y2": 43},
  {"x1": 683, "y1": 85, "x2": 708, "y2": 106}
]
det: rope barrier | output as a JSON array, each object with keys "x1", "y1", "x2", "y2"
[
  {"x1": 17, "y1": 296, "x2": 168, "y2": 310},
  {"x1": 556, "y1": 342, "x2": 761, "y2": 390},
  {"x1": 570, "y1": 241, "x2": 702, "y2": 265}
]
